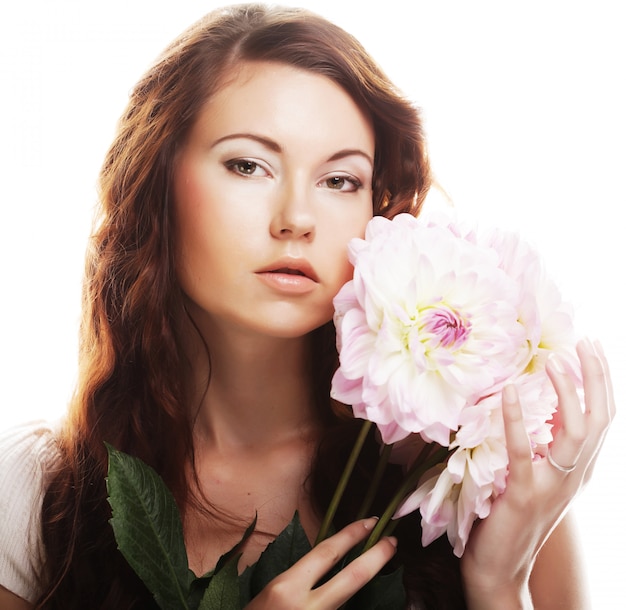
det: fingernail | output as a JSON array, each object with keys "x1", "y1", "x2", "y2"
[
  {"x1": 581, "y1": 337, "x2": 596, "y2": 356},
  {"x1": 503, "y1": 384, "x2": 517, "y2": 403},
  {"x1": 363, "y1": 517, "x2": 379, "y2": 530},
  {"x1": 548, "y1": 352, "x2": 565, "y2": 374},
  {"x1": 593, "y1": 339, "x2": 604, "y2": 358},
  {"x1": 386, "y1": 536, "x2": 398, "y2": 548}
]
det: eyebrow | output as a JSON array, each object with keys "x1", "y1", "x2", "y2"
[
  {"x1": 211, "y1": 133, "x2": 373, "y2": 167},
  {"x1": 211, "y1": 133, "x2": 282, "y2": 152},
  {"x1": 327, "y1": 149, "x2": 373, "y2": 167}
]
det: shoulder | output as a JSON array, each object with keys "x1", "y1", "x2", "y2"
[
  {"x1": 0, "y1": 418, "x2": 60, "y2": 461},
  {"x1": 0, "y1": 420, "x2": 61, "y2": 499},
  {"x1": 0, "y1": 420, "x2": 62, "y2": 603}
]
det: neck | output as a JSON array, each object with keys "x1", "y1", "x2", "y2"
[{"x1": 182, "y1": 313, "x2": 321, "y2": 452}]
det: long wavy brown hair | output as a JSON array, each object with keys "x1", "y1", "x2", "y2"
[{"x1": 36, "y1": 4, "x2": 464, "y2": 608}]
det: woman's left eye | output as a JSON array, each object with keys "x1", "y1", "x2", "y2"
[{"x1": 319, "y1": 175, "x2": 362, "y2": 192}]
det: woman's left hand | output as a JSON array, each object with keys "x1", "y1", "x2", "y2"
[{"x1": 460, "y1": 338, "x2": 615, "y2": 609}]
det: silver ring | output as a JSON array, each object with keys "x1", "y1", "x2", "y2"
[{"x1": 546, "y1": 449, "x2": 577, "y2": 474}]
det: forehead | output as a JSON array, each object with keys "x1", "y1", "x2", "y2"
[{"x1": 187, "y1": 60, "x2": 375, "y2": 154}]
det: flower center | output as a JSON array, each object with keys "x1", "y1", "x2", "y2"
[{"x1": 419, "y1": 304, "x2": 472, "y2": 349}]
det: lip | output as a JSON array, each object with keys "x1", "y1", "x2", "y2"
[{"x1": 255, "y1": 257, "x2": 319, "y2": 294}]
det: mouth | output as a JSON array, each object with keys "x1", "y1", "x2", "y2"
[
  {"x1": 254, "y1": 259, "x2": 319, "y2": 294},
  {"x1": 272, "y1": 267, "x2": 307, "y2": 276},
  {"x1": 256, "y1": 259, "x2": 319, "y2": 283}
]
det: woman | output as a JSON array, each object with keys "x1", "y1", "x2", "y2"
[{"x1": 0, "y1": 4, "x2": 614, "y2": 608}]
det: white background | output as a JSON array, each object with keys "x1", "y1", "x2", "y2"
[{"x1": 1, "y1": 1, "x2": 623, "y2": 606}]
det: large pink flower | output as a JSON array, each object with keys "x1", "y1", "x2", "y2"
[
  {"x1": 477, "y1": 227, "x2": 580, "y2": 378},
  {"x1": 331, "y1": 214, "x2": 526, "y2": 446},
  {"x1": 331, "y1": 212, "x2": 580, "y2": 557}
]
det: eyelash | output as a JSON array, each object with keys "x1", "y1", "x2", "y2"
[
  {"x1": 224, "y1": 159, "x2": 269, "y2": 177},
  {"x1": 319, "y1": 175, "x2": 363, "y2": 193},
  {"x1": 224, "y1": 159, "x2": 364, "y2": 193}
]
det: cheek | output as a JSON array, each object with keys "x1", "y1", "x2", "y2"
[
  {"x1": 174, "y1": 164, "x2": 231, "y2": 254},
  {"x1": 173, "y1": 166, "x2": 203, "y2": 244},
  {"x1": 172, "y1": 170, "x2": 223, "y2": 290},
  {"x1": 335, "y1": 249, "x2": 356, "y2": 285},
  {"x1": 322, "y1": 211, "x2": 370, "y2": 288}
]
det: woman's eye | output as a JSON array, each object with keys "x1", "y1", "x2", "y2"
[
  {"x1": 225, "y1": 159, "x2": 268, "y2": 177},
  {"x1": 320, "y1": 175, "x2": 362, "y2": 192}
]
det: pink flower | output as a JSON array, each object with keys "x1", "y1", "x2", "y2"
[
  {"x1": 394, "y1": 373, "x2": 560, "y2": 556},
  {"x1": 331, "y1": 212, "x2": 580, "y2": 557},
  {"x1": 395, "y1": 400, "x2": 508, "y2": 557},
  {"x1": 477, "y1": 227, "x2": 580, "y2": 378},
  {"x1": 331, "y1": 214, "x2": 526, "y2": 446}
]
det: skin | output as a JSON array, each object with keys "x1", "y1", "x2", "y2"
[
  {"x1": 174, "y1": 61, "x2": 378, "y2": 575},
  {"x1": 0, "y1": 588, "x2": 31, "y2": 609},
  {"x1": 174, "y1": 62, "x2": 615, "y2": 608},
  {"x1": 174, "y1": 61, "x2": 375, "y2": 344},
  {"x1": 461, "y1": 340, "x2": 615, "y2": 609},
  {"x1": 0, "y1": 63, "x2": 615, "y2": 609}
]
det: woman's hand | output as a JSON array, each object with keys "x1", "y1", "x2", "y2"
[
  {"x1": 460, "y1": 338, "x2": 615, "y2": 609},
  {"x1": 244, "y1": 518, "x2": 397, "y2": 609}
]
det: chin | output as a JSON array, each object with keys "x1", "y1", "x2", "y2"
[{"x1": 265, "y1": 313, "x2": 334, "y2": 339}]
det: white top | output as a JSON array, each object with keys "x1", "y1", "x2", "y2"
[{"x1": 0, "y1": 420, "x2": 61, "y2": 603}]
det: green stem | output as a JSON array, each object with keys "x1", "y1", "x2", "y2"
[
  {"x1": 380, "y1": 515, "x2": 399, "y2": 539},
  {"x1": 315, "y1": 420, "x2": 373, "y2": 545},
  {"x1": 362, "y1": 445, "x2": 451, "y2": 553},
  {"x1": 355, "y1": 443, "x2": 393, "y2": 520}
]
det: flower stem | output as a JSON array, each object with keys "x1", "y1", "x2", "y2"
[
  {"x1": 356, "y1": 442, "x2": 393, "y2": 520},
  {"x1": 315, "y1": 419, "x2": 373, "y2": 545},
  {"x1": 361, "y1": 444, "x2": 451, "y2": 552}
]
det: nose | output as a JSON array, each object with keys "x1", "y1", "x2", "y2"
[{"x1": 270, "y1": 178, "x2": 316, "y2": 241}]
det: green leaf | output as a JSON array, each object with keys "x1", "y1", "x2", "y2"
[
  {"x1": 187, "y1": 571, "x2": 214, "y2": 610},
  {"x1": 248, "y1": 512, "x2": 312, "y2": 597},
  {"x1": 238, "y1": 566, "x2": 254, "y2": 608},
  {"x1": 188, "y1": 516, "x2": 256, "y2": 609},
  {"x1": 198, "y1": 556, "x2": 241, "y2": 610},
  {"x1": 105, "y1": 444, "x2": 190, "y2": 610},
  {"x1": 214, "y1": 515, "x2": 257, "y2": 574},
  {"x1": 347, "y1": 566, "x2": 405, "y2": 610}
]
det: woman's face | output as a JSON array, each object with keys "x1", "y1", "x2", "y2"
[{"x1": 173, "y1": 61, "x2": 374, "y2": 339}]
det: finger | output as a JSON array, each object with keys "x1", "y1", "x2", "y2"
[
  {"x1": 593, "y1": 340, "x2": 616, "y2": 421},
  {"x1": 572, "y1": 340, "x2": 614, "y2": 485},
  {"x1": 548, "y1": 404, "x2": 563, "y2": 440},
  {"x1": 576, "y1": 339, "x2": 609, "y2": 425},
  {"x1": 290, "y1": 518, "x2": 379, "y2": 587},
  {"x1": 545, "y1": 353, "x2": 586, "y2": 470},
  {"x1": 578, "y1": 339, "x2": 614, "y2": 429},
  {"x1": 502, "y1": 384, "x2": 533, "y2": 481},
  {"x1": 316, "y1": 537, "x2": 398, "y2": 607},
  {"x1": 577, "y1": 433, "x2": 606, "y2": 484}
]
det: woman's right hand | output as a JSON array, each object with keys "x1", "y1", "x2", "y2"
[{"x1": 244, "y1": 518, "x2": 398, "y2": 609}]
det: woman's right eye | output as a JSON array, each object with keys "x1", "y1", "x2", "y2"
[{"x1": 224, "y1": 159, "x2": 268, "y2": 177}]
